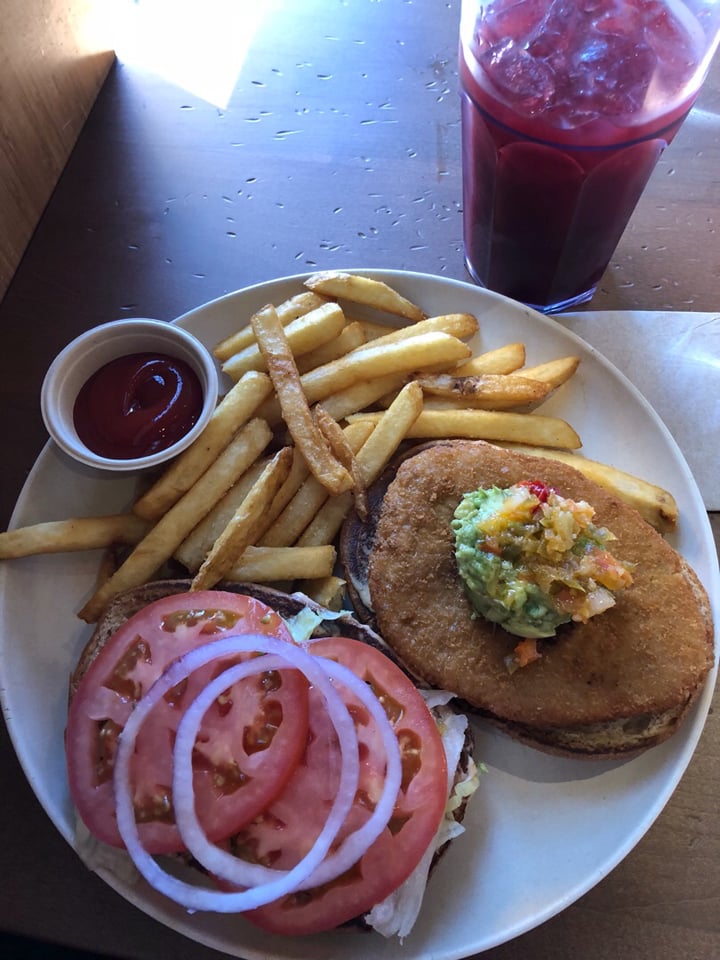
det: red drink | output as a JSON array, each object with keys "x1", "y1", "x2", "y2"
[{"x1": 460, "y1": 0, "x2": 712, "y2": 311}]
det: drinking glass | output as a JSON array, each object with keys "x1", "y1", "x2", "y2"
[{"x1": 459, "y1": 0, "x2": 720, "y2": 313}]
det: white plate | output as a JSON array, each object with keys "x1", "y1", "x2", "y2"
[{"x1": 1, "y1": 270, "x2": 718, "y2": 960}]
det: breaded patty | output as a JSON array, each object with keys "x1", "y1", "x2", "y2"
[{"x1": 367, "y1": 441, "x2": 714, "y2": 756}]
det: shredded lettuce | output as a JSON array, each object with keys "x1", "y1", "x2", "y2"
[
  {"x1": 74, "y1": 814, "x2": 140, "y2": 887},
  {"x1": 365, "y1": 703, "x2": 482, "y2": 940},
  {"x1": 283, "y1": 604, "x2": 350, "y2": 644},
  {"x1": 418, "y1": 687, "x2": 456, "y2": 710}
]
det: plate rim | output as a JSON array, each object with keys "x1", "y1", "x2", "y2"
[{"x1": 1, "y1": 268, "x2": 718, "y2": 960}]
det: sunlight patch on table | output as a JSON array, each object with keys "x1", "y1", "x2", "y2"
[{"x1": 112, "y1": 0, "x2": 273, "y2": 108}]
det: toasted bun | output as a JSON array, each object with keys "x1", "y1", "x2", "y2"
[
  {"x1": 341, "y1": 440, "x2": 715, "y2": 759},
  {"x1": 70, "y1": 579, "x2": 397, "y2": 700}
]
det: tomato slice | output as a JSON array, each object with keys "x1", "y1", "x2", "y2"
[
  {"x1": 65, "y1": 591, "x2": 309, "y2": 854},
  {"x1": 237, "y1": 636, "x2": 448, "y2": 936}
]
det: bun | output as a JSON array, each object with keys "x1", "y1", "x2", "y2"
[
  {"x1": 67, "y1": 579, "x2": 477, "y2": 935},
  {"x1": 70, "y1": 579, "x2": 397, "y2": 701},
  {"x1": 341, "y1": 440, "x2": 714, "y2": 759},
  {"x1": 69, "y1": 577, "x2": 475, "y2": 858},
  {"x1": 69, "y1": 579, "x2": 476, "y2": 916}
]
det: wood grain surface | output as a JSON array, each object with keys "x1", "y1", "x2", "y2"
[
  {"x1": 0, "y1": 0, "x2": 113, "y2": 299},
  {"x1": 0, "y1": 2, "x2": 717, "y2": 959}
]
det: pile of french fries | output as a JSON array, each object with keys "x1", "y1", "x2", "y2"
[{"x1": 0, "y1": 271, "x2": 679, "y2": 623}]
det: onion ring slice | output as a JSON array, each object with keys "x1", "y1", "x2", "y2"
[
  {"x1": 114, "y1": 634, "x2": 360, "y2": 913},
  {"x1": 171, "y1": 641, "x2": 363, "y2": 892},
  {"x1": 173, "y1": 648, "x2": 403, "y2": 892},
  {"x1": 293, "y1": 654, "x2": 403, "y2": 889}
]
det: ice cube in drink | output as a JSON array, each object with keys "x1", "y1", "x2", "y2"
[{"x1": 460, "y1": 0, "x2": 711, "y2": 311}]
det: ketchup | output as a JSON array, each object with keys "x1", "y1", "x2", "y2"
[{"x1": 73, "y1": 353, "x2": 203, "y2": 459}]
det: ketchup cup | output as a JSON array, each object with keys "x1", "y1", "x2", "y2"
[
  {"x1": 41, "y1": 318, "x2": 219, "y2": 472},
  {"x1": 459, "y1": 0, "x2": 720, "y2": 313}
]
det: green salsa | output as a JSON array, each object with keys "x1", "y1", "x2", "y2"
[{"x1": 451, "y1": 483, "x2": 632, "y2": 640}]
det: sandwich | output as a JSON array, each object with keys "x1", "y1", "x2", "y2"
[
  {"x1": 65, "y1": 579, "x2": 479, "y2": 939},
  {"x1": 340, "y1": 440, "x2": 714, "y2": 759}
]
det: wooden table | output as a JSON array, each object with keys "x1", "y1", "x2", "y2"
[{"x1": 0, "y1": 2, "x2": 717, "y2": 958}]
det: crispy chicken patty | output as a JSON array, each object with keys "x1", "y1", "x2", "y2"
[{"x1": 367, "y1": 441, "x2": 714, "y2": 756}]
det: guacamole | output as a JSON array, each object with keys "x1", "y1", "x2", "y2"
[{"x1": 452, "y1": 482, "x2": 632, "y2": 640}]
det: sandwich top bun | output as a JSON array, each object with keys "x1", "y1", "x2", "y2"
[{"x1": 341, "y1": 440, "x2": 714, "y2": 759}]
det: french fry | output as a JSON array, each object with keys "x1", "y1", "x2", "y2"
[
  {"x1": 227, "y1": 545, "x2": 336, "y2": 582},
  {"x1": 252, "y1": 394, "x2": 283, "y2": 429},
  {"x1": 252, "y1": 332, "x2": 472, "y2": 426},
  {"x1": 260, "y1": 420, "x2": 374, "y2": 548},
  {"x1": 317, "y1": 373, "x2": 408, "y2": 422},
  {"x1": 260, "y1": 447, "x2": 313, "y2": 533},
  {"x1": 304, "y1": 271, "x2": 427, "y2": 322},
  {"x1": 174, "y1": 455, "x2": 271, "y2": 572},
  {"x1": 416, "y1": 373, "x2": 552, "y2": 409},
  {"x1": 251, "y1": 303, "x2": 354, "y2": 495},
  {"x1": 299, "y1": 332, "x2": 472, "y2": 404},
  {"x1": 313, "y1": 404, "x2": 367, "y2": 519},
  {"x1": 355, "y1": 380, "x2": 424, "y2": 487},
  {"x1": 176, "y1": 445, "x2": 315, "y2": 575},
  {"x1": 454, "y1": 342, "x2": 526, "y2": 376},
  {"x1": 77, "y1": 420, "x2": 274, "y2": 622},
  {"x1": 1, "y1": 274, "x2": 600, "y2": 627},
  {"x1": 133, "y1": 372, "x2": 274, "y2": 521},
  {"x1": 213, "y1": 291, "x2": 327, "y2": 361},
  {"x1": 499, "y1": 443, "x2": 678, "y2": 532},
  {"x1": 347, "y1": 407, "x2": 582, "y2": 449},
  {"x1": 511, "y1": 356, "x2": 580, "y2": 389},
  {"x1": 380, "y1": 312, "x2": 479, "y2": 344},
  {"x1": 297, "y1": 382, "x2": 423, "y2": 548},
  {"x1": 94, "y1": 547, "x2": 119, "y2": 591},
  {"x1": 184, "y1": 447, "x2": 314, "y2": 568},
  {"x1": 0, "y1": 514, "x2": 150, "y2": 559},
  {"x1": 295, "y1": 320, "x2": 366, "y2": 374},
  {"x1": 346, "y1": 312, "x2": 479, "y2": 357},
  {"x1": 294, "y1": 492, "x2": 354, "y2": 549},
  {"x1": 354, "y1": 318, "x2": 397, "y2": 341},
  {"x1": 191, "y1": 447, "x2": 293, "y2": 590},
  {"x1": 433, "y1": 355, "x2": 580, "y2": 410},
  {"x1": 259, "y1": 474, "x2": 333, "y2": 549},
  {"x1": 297, "y1": 574, "x2": 347, "y2": 608},
  {"x1": 223, "y1": 302, "x2": 346, "y2": 381}
]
